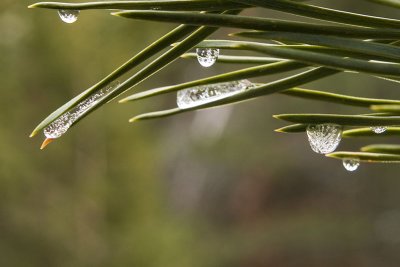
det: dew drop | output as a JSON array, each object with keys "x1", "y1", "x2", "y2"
[
  {"x1": 306, "y1": 124, "x2": 342, "y2": 154},
  {"x1": 102, "y1": 80, "x2": 120, "y2": 94},
  {"x1": 58, "y1": 9, "x2": 80, "y2": 24},
  {"x1": 342, "y1": 158, "x2": 360, "y2": 172},
  {"x1": 44, "y1": 113, "x2": 73, "y2": 139},
  {"x1": 177, "y1": 80, "x2": 254, "y2": 109},
  {"x1": 42, "y1": 81, "x2": 119, "y2": 141},
  {"x1": 196, "y1": 48, "x2": 219, "y2": 67},
  {"x1": 371, "y1": 126, "x2": 387, "y2": 134}
]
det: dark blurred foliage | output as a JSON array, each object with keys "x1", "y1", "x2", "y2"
[{"x1": 1, "y1": 1, "x2": 400, "y2": 266}]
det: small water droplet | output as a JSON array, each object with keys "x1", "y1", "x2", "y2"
[
  {"x1": 101, "y1": 80, "x2": 120, "y2": 94},
  {"x1": 196, "y1": 48, "x2": 219, "y2": 67},
  {"x1": 58, "y1": 9, "x2": 80, "y2": 24},
  {"x1": 43, "y1": 81, "x2": 118, "y2": 140},
  {"x1": 306, "y1": 124, "x2": 342, "y2": 154},
  {"x1": 177, "y1": 80, "x2": 253, "y2": 109},
  {"x1": 342, "y1": 158, "x2": 360, "y2": 172},
  {"x1": 371, "y1": 126, "x2": 387, "y2": 134}
]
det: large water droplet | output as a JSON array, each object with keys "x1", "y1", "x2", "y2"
[
  {"x1": 177, "y1": 80, "x2": 253, "y2": 109},
  {"x1": 43, "y1": 81, "x2": 120, "y2": 140},
  {"x1": 342, "y1": 158, "x2": 360, "y2": 172},
  {"x1": 58, "y1": 9, "x2": 80, "y2": 24},
  {"x1": 371, "y1": 126, "x2": 387, "y2": 134},
  {"x1": 306, "y1": 124, "x2": 342, "y2": 154},
  {"x1": 196, "y1": 48, "x2": 219, "y2": 67},
  {"x1": 44, "y1": 113, "x2": 73, "y2": 139}
]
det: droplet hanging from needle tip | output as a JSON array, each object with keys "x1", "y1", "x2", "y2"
[
  {"x1": 40, "y1": 138, "x2": 55, "y2": 150},
  {"x1": 58, "y1": 9, "x2": 80, "y2": 24}
]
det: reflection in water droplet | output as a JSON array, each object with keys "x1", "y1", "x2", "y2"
[
  {"x1": 196, "y1": 48, "x2": 219, "y2": 67},
  {"x1": 342, "y1": 158, "x2": 360, "y2": 172},
  {"x1": 177, "y1": 80, "x2": 253, "y2": 109},
  {"x1": 58, "y1": 9, "x2": 80, "y2": 24},
  {"x1": 371, "y1": 126, "x2": 387, "y2": 134},
  {"x1": 43, "y1": 81, "x2": 120, "y2": 139},
  {"x1": 306, "y1": 124, "x2": 342, "y2": 154}
]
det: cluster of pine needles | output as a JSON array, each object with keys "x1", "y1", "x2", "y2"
[{"x1": 28, "y1": 0, "x2": 400, "y2": 168}]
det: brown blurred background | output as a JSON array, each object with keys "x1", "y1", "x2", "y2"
[{"x1": 1, "y1": 1, "x2": 400, "y2": 266}]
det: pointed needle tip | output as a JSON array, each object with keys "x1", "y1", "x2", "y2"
[
  {"x1": 325, "y1": 153, "x2": 336, "y2": 159},
  {"x1": 40, "y1": 138, "x2": 55, "y2": 150},
  {"x1": 111, "y1": 12, "x2": 122, "y2": 17},
  {"x1": 119, "y1": 97, "x2": 135, "y2": 103},
  {"x1": 370, "y1": 105, "x2": 379, "y2": 110},
  {"x1": 29, "y1": 131, "x2": 38, "y2": 138}
]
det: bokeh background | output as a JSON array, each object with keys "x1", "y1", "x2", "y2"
[{"x1": 2, "y1": 1, "x2": 400, "y2": 266}]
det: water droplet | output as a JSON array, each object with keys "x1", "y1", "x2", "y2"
[
  {"x1": 306, "y1": 124, "x2": 342, "y2": 154},
  {"x1": 43, "y1": 81, "x2": 119, "y2": 140},
  {"x1": 101, "y1": 80, "x2": 120, "y2": 94},
  {"x1": 196, "y1": 48, "x2": 219, "y2": 67},
  {"x1": 177, "y1": 80, "x2": 253, "y2": 109},
  {"x1": 44, "y1": 113, "x2": 73, "y2": 139},
  {"x1": 342, "y1": 158, "x2": 360, "y2": 172},
  {"x1": 371, "y1": 126, "x2": 387, "y2": 134},
  {"x1": 58, "y1": 9, "x2": 80, "y2": 24}
]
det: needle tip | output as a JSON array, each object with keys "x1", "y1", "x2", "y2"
[
  {"x1": 29, "y1": 129, "x2": 39, "y2": 138},
  {"x1": 40, "y1": 138, "x2": 55, "y2": 150}
]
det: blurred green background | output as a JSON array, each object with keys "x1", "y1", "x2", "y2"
[{"x1": 2, "y1": 1, "x2": 400, "y2": 266}]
